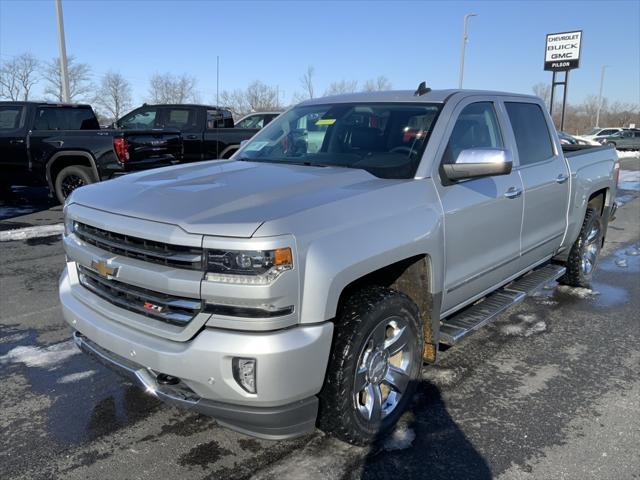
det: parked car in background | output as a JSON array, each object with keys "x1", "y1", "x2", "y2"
[
  {"x1": 597, "y1": 129, "x2": 640, "y2": 150},
  {"x1": 558, "y1": 131, "x2": 600, "y2": 146},
  {"x1": 116, "y1": 104, "x2": 261, "y2": 161},
  {"x1": 0, "y1": 101, "x2": 182, "y2": 203},
  {"x1": 234, "y1": 112, "x2": 281, "y2": 129},
  {"x1": 60, "y1": 88, "x2": 618, "y2": 445},
  {"x1": 582, "y1": 127, "x2": 623, "y2": 141}
]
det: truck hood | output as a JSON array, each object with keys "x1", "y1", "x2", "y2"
[{"x1": 70, "y1": 160, "x2": 388, "y2": 237}]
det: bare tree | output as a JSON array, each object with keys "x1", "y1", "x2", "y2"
[
  {"x1": 94, "y1": 72, "x2": 132, "y2": 121},
  {"x1": 324, "y1": 80, "x2": 358, "y2": 96},
  {"x1": 0, "y1": 53, "x2": 39, "y2": 100},
  {"x1": 532, "y1": 82, "x2": 551, "y2": 109},
  {"x1": 220, "y1": 80, "x2": 280, "y2": 118},
  {"x1": 43, "y1": 56, "x2": 93, "y2": 102},
  {"x1": 363, "y1": 76, "x2": 392, "y2": 92},
  {"x1": 148, "y1": 73, "x2": 199, "y2": 104},
  {"x1": 300, "y1": 66, "x2": 315, "y2": 99}
]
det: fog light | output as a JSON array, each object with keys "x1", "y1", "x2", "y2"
[{"x1": 232, "y1": 357, "x2": 256, "y2": 393}]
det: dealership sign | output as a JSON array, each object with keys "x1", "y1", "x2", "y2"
[{"x1": 544, "y1": 30, "x2": 582, "y2": 71}]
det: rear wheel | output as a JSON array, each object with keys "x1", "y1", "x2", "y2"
[
  {"x1": 559, "y1": 207, "x2": 603, "y2": 288},
  {"x1": 54, "y1": 165, "x2": 95, "y2": 204},
  {"x1": 318, "y1": 286, "x2": 423, "y2": 445}
]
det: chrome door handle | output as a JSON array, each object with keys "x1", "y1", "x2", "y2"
[
  {"x1": 504, "y1": 187, "x2": 522, "y2": 199},
  {"x1": 9, "y1": 139, "x2": 25, "y2": 144},
  {"x1": 556, "y1": 173, "x2": 569, "y2": 184}
]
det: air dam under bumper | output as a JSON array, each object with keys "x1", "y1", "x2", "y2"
[{"x1": 72, "y1": 331, "x2": 318, "y2": 439}]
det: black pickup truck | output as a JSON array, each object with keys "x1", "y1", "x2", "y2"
[
  {"x1": 0, "y1": 102, "x2": 258, "y2": 203},
  {"x1": 115, "y1": 104, "x2": 260, "y2": 161}
]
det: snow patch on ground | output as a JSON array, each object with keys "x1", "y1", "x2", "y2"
[
  {"x1": 556, "y1": 285, "x2": 600, "y2": 298},
  {"x1": 0, "y1": 224, "x2": 64, "y2": 242},
  {"x1": 616, "y1": 150, "x2": 640, "y2": 159},
  {"x1": 384, "y1": 424, "x2": 416, "y2": 451},
  {"x1": 422, "y1": 366, "x2": 459, "y2": 386},
  {"x1": 618, "y1": 169, "x2": 640, "y2": 191},
  {"x1": 500, "y1": 313, "x2": 547, "y2": 337},
  {"x1": 0, "y1": 340, "x2": 79, "y2": 368},
  {"x1": 58, "y1": 370, "x2": 96, "y2": 384},
  {"x1": 0, "y1": 332, "x2": 29, "y2": 344}
]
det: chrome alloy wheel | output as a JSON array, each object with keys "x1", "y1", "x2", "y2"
[
  {"x1": 353, "y1": 316, "x2": 414, "y2": 423},
  {"x1": 581, "y1": 224, "x2": 601, "y2": 275}
]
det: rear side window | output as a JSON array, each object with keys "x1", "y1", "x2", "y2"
[
  {"x1": 33, "y1": 107, "x2": 99, "y2": 130},
  {"x1": 0, "y1": 106, "x2": 24, "y2": 129},
  {"x1": 600, "y1": 129, "x2": 618, "y2": 136},
  {"x1": 505, "y1": 102, "x2": 554, "y2": 166},
  {"x1": 443, "y1": 102, "x2": 503, "y2": 164},
  {"x1": 164, "y1": 108, "x2": 197, "y2": 130},
  {"x1": 207, "y1": 109, "x2": 233, "y2": 128}
]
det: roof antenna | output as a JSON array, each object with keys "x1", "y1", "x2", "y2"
[{"x1": 414, "y1": 81, "x2": 431, "y2": 96}]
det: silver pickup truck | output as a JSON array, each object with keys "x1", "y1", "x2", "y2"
[{"x1": 59, "y1": 88, "x2": 619, "y2": 445}]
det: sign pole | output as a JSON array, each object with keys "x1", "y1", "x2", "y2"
[
  {"x1": 560, "y1": 70, "x2": 569, "y2": 131},
  {"x1": 549, "y1": 71, "x2": 557, "y2": 116}
]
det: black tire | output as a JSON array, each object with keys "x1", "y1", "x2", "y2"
[
  {"x1": 54, "y1": 165, "x2": 95, "y2": 204},
  {"x1": 606, "y1": 141, "x2": 616, "y2": 149},
  {"x1": 318, "y1": 286, "x2": 423, "y2": 445},
  {"x1": 559, "y1": 207, "x2": 603, "y2": 288}
]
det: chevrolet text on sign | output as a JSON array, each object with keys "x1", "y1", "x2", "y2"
[{"x1": 544, "y1": 30, "x2": 582, "y2": 71}]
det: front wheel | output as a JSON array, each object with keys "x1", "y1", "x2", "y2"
[
  {"x1": 318, "y1": 286, "x2": 423, "y2": 445},
  {"x1": 559, "y1": 207, "x2": 603, "y2": 288},
  {"x1": 54, "y1": 165, "x2": 95, "y2": 204}
]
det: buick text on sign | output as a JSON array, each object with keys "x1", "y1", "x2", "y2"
[{"x1": 544, "y1": 30, "x2": 582, "y2": 71}]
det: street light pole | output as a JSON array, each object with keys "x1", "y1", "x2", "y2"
[
  {"x1": 458, "y1": 13, "x2": 478, "y2": 89},
  {"x1": 595, "y1": 65, "x2": 608, "y2": 128},
  {"x1": 54, "y1": 0, "x2": 71, "y2": 102}
]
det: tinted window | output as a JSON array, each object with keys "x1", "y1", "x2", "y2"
[
  {"x1": 33, "y1": 107, "x2": 99, "y2": 130},
  {"x1": 443, "y1": 102, "x2": 503, "y2": 164},
  {"x1": 164, "y1": 108, "x2": 197, "y2": 130},
  {"x1": 600, "y1": 129, "x2": 618, "y2": 136},
  {"x1": 119, "y1": 108, "x2": 159, "y2": 130},
  {"x1": 0, "y1": 106, "x2": 24, "y2": 129},
  {"x1": 505, "y1": 102, "x2": 554, "y2": 166}
]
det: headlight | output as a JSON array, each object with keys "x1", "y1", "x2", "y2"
[{"x1": 204, "y1": 247, "x2": 293, "y2": 284}]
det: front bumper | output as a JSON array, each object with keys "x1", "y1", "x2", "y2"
[{"x1": 59, "y1": 267, "x2": 334, "y2": 439}]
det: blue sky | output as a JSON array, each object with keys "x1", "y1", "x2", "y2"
[{"x1": 1, "y1": 0, "x2": 638, "y2": 106}]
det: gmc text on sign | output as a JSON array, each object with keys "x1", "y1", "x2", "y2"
[{"x1": 544, "y1": 30, "x2": 582, "y2": 71}]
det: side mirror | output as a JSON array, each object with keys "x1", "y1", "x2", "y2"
[{"x1": 443, "y1": 148, "x2": 513, "y2": 181}]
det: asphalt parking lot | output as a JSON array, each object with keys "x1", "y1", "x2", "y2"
[{"x1": 1, "y1": 155, "x2": 639, "y2": 480}]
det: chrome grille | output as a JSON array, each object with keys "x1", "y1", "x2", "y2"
[
  {"x1": 74, "y1": 222, "x2": 203, "y2": 270},
  {"x1": 77, "y1": 265, "x2": 202, "y2": 325}
]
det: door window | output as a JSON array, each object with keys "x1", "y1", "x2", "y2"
[
  {"x1": 119, "y1": 108, "x2": 159, "y2": 130},
  {"x1": 0, "y1": 106, "x2": 24, "y2": 129},
  {"x1": 443, "y1": 102, "x2": 503, "y2": 165},
  {"x1": 33, "y1": 107, "x2": 99, "y2": 130},
  {"x1": 163, "y1": 108, "x2": 197, "y2": 130},
  {"x1": 505, "y1": 102, "x2": 554, "y2": 166}
]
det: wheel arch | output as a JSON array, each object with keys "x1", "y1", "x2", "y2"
[
  {"x1": 219, "y1": 145, "x2": 239, "y2": 159},
  {"x1": 333, "y1": 255, "x2": 441, "y2": 363},
  {"x1": 46, "y1": 150, "x2": 99, "y2": 194}
]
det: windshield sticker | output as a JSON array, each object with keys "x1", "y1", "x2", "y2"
[
  {"x1": 244, "y1": 141, "x2": 269, "y2": 151},
  {"x1": 316, "y1": 118, "x2": 336, "y2": 126}
]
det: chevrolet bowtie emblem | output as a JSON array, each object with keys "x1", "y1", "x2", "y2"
[{"x1": 91, "y1": 260, "x2": 118, "y2": 279}]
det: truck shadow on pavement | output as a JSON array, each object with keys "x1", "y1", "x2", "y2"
[{"x1": 355, "y1": 380, "x2": 492, "y2": 480}]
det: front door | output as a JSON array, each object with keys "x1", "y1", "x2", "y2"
[
  {"x1": 0, "y1": 105, "x2": 28, "y2": 184},
  {"x1": 436, "y1": 100, "x2": 524, "y2": 314}
]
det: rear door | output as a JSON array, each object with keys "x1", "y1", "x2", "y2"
[
  {"x1": 159, "y1": 106, "x2": 202, "y2": 161},
  {"x1": 435, "y1": 98, "x2": 524, "y2": 314},
  {"x1": 503, "y1": 100, "x2": 570, "y2": 270},
  {"x1": 0, "y1": 104, "x2": 28, "y2": 184}
]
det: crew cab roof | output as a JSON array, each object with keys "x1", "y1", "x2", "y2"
[
  {"x1": 298, "y1": 89, "x2": 540, "y2": 106},
  {"x1": 0, "y1": 100, "x2": 93, "y2": 108}
]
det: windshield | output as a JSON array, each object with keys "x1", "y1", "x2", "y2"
[
  {"x1": 585, "y1": 128, "x2": 600, "y2": 136},
  {"x1": 236, "y1": 102, "x2": 441, "y2": 179}
]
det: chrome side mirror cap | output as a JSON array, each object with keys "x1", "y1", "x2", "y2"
[{"x1": 443, "y1": 148, "x2": 513, "y2": 181}]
